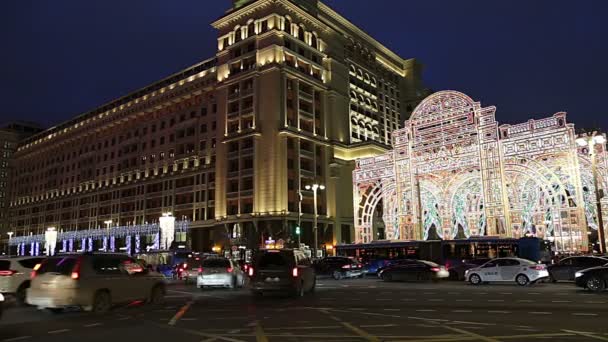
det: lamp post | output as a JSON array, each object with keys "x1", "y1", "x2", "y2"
[
  {"x1": 7, "y1": 232, "x2": 13, "y2": 256},
  {"x1": 297, "y1": 190, "x2": 303, "y2": 247},
  {"x1": 104, "y1": 220, "x2": 112, "y2": 252},
  {"x1": 577, "y1": 133, "x2": 607, "y2": 254},
  {"x1": 305, "y1": 183, "x2": 325, "y2": 259}
]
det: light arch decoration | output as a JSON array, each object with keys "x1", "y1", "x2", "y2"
[{"x1": 353, "y1": 90, "x2": 608, "y2": 252}]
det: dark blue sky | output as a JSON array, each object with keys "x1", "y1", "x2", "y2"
[{"x1": 2, "y1": 0, "x2": 607, "y2": 130}]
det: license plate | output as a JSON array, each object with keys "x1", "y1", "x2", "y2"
[{"x1": 264, "y1": 277, "x2": 280, "y2": 282}]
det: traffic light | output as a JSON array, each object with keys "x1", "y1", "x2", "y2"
[{"x1": 295, "y1": 226, "x2": 301, "y2": 235}]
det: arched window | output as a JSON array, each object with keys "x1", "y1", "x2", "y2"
[
  {"x1": 349, "y1": 65, "x2": 356, "y2": 74},
  {"x1": 310, "y1": 33, "x2": 318, "y2": 49},
  {"x1": 234, "y1": 26, "x2": 242, "y2": 43},
  {"x1": 350, "y1": 91, "x2": 357, "y2": 99},
  {"x1": 351, "y1": 117, "x2": 358, "y2": 125},
  {"x1": 284, "y1": 17, "x2": 292, "y2": 34},
  {"x1": 247, "y1": 21, "x2": 255, "y2": 37},
  {"x1": 298, "y1": 25, "x2": 305, "y2": 42}
]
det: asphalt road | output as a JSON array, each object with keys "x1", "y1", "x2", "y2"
[{"x1": 1, "y1": 278, "x2": 607, "y2": 342}]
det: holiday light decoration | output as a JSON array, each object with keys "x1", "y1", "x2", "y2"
[{"x1": 353, "y1": 90, "x2": 608, "y2": 252}]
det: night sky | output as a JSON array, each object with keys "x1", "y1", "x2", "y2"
[{"x1": 2, "y1": 0, "x2": 607, "y2": 131}]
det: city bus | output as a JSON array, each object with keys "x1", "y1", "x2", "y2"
[{"x1": 336, "y1": 237, "x2": 552, "y2": 274}]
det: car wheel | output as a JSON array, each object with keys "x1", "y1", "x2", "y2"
[
  {"x1": 92, "y1": 291, "x2": 112, "y2": 313},
  {"x1": 586, "y1": 276, "x2": 606, "y2": 293},
  {"x1": 516, "y1": 274, "x2": 530, "y2": 286},
  {"x1": 149, "y1": 285, "x2": 165, "y2": 305},
  {"x1": 16, "y1": 284, "x2": 28, "y2": 306},
  {"x1": 294, "y1": 282, "x2": 305, "y2": 298},
  {"x1": 381, "y1": 273, "x2": 392, "y2": 282},
  {"x1": 333, "y1": 271, "x2": 343, "y2": 280},
  {"x1": 199, "y1": 286, "x2": 205, "y2": 291},
  {"x1": 548, "y1": 274, "x2": 557, "y2": 283},
  {"x1": 469, "y1": 273, "x2": 482, "y2": 285},
  {"x1": 46, "y1": 308, "x2": 64, "y2": 314},
  {"x1": 230, "y1": 277, "x2": 237, "y2": 290}
]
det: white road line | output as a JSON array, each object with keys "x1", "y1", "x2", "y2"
[
  {"x1": 47, "y1": 329, "x2": 70, "y2": 334},
  {"x1": 456, "y1": 299, "x2": 473, "y2": 302},
  {"x1": 2, "y1": 337, "x2": 32, "y2": 342},
  {"x1": 401, "y1": 298, "x2": 416, "y2": 301},
  {"x1": 428, "y1": 299, "x2": 444, "y2": 302},
  {"x1": 84, "y1": 323, "x2": 103, "y2": 328},
  {"x1": 585, "y1": 301, "x2": 607, "y2": 304},
  {"x1": 360, "y1": 324, "x2": 397, "y2": 328},
  {"x1": 517, "y1": 299, "x2": 533, "y2": 303},
  {"x1": 499, "y1": 292, "x2": 513, "y2": 295},
  {"x1": 487, "y1": 310, "x2": 510, "y2": 314},
  {"x1": 572, "y1": 313, "x2": 598, "y2": 316},
  {"x1": 487, "y1": 299, "x2": 504, "y2": 302},
  {"x1": 447, "y1": 292, "x2": 460, "y2": 295},
  {"x1": 552, "y1": 300, "x2": 572, "y2": 303},
  {"x1": 423, "y1": 292, "x2": 436, "y2": 295},
  {"x1": 383, "y1": 309, "x2": 400, "y2": 311},
  {"x1": 529, "y1": 312, "x2": 552, "y2": 315},
  {"x1": 527, "y1": 292, "x2": 541, "y2": 295},
  {"x1": 452, "y1": 310, "x2": 473, "y2": 313},
  {"x1": 478, "y1": 292, "x2": 488, "y2": 295},
  {"x1": 350, "y1": 308, "x2": 365, "y2": 310},
  {"x1": 416, "y1": 309, "x2": 436, "y2": 312}
]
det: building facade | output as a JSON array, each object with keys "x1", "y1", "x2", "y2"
[
  {"x1": 353, "y1": 91, "x2": 608, "y2": 253},
  {"x1": 0, "y1": 122, "x2": 43, "y2": 250},
  {"x1": 7, "y1": 0, "x2": 426, "y2": 253}
]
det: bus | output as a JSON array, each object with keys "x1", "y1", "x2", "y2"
[{"x1": 336, "y1": 237, "x2": 552, "y2": 274}]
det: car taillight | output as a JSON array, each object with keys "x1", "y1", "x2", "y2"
[
  {"x1": 227, "y1": 267, "x2": 233, "y2": 273},
  {"x1": 248, "y1": 266, "x2": 254, "y2": 277},
  {"x1": 31, "y1": 263, "x2": 42, "y2": 279},
  {"x1": 71, "y1": 257, "x2": 82, "y2": 280},
  {"x1": 0, "y1": 270, "x2": 16, "y2": 276},
  {"x1": 243, "y1": 264, "x2": 249, "y2": 271},
  {"x1": 431, "y1": 267, "x2": 441, "y2": 272},
  {"x1": 292, "y1": 267, "x2": 298, "y2": 277},
  {"x1": 342, "y1": 264, "x2": 352, "y2": 269},
  {"x1": 532, "y1": 265, "x2": 545, "y2": 270}
]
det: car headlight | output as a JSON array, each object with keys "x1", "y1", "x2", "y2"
[
  {"x1": 0, "y1": 293, "x2": 4, "y2": 302},
  {"x1": 575, "y1": 272, "x2": 584, "y2": 278}
]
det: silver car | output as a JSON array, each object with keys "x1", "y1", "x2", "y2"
[
  {"x1": 465, "y1": 257, "x2": 549, "y2": 286},
  {"x1": 197, "y1": 258, "x2": 245, "y2": 289},
  {"x1": 27, "y1": 253, "x2": 166, "y2": 313}
]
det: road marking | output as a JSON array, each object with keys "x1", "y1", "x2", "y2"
[
  {"x1": 487, "y1": 310, "x2": 510, "y2": 314},
  {"x1": 527, "y1": 292, "x2": 540, "y2": 295},
  {"x1": 84, "y1": 323, "x2": 103, "y2": 327},
  {"x1": 456, "y1": 299, "x2": 472, "y2": 302},
  {"x1": 478, "y1": 292, "x2": 488, "y2": 295},
  {"x1": 585, "y1": 301, "x2": 607, "y2": 304},
  {"x1": 443, "y1": 325, "x2": 499, "y2": 342},
  {"x1": 447, "y1": 292, "x2": 460, "y2": 295},
  {"x1": 529, "y1": 311, "x2": 552, "y2": 315},
  {"x1": 168, "y1": 300, "x2": 193, "y2": 326},
  {"x1": 428, "y1": 299, "x2": 444, "y2": 302},
  {"x1": 450, "y1": 321, "x2": 495, "y2": 326},
  {"x1": 47, "y1": 329, "x2": 70, "y2": 334},
  {"x1": 376, "y1": 298, "x2": 391, "y2": 301},
  {"x1": 562, "y1": 329, "x2": 608, "y2": 341},
  {"x1": 360, "y1": 324, "x2": 397, "y2": 328},
  {"x1": 264, "y1": 325, "x2": 341, "y2": 331},
  {"x1": 452, "y1": 310, "x2": 473, "y2": 313},
  {"x1": 423, "y1": 292, "x2": 436, "y2": 295},
  {"x1": 350, "y1": 308, "x2": 365, "y2": 310},
  {"x1": 401, "y1": 298, "x2": 416, "y2": 301},
  {"x1": 499, "y1": 292, "x2": 513, "y2": 295},
  {"x1": 572, "y1": 313, "x2": 598, "y2": 316},
  {"x1": 487, "y1": 299, "x2": 504, "y2": 302},
  {"x1": 551, "y1": 300, "x2": 571, "y2": 303},
  {"x1": 517, "y1": 299, "x2": 533, "y2": 303},
  {"x1": 320, "y1": 297, "x2": 336, "y2": 300},
  {"x1": 2, "y1": 337, "x2": 32, "y2": 342},
  {"x1": 383, "y1": 308, "x2": 400, "y2": 311},
  {"x1": 254, "y1": 321, "x2": 269, "y2": 342},
  {"x1": 181, "y1": 318, "x2": 197, "y2": 321},
  {"x1": 416, "y1": 309, "x2": 436, "y2": 312},
  {"x1": 341, "y1": 322, "x2": 380, "y2": 342}
]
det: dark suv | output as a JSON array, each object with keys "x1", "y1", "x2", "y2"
[{"x1": 249, "y1": 249, "x2": 315, "y2": 297}]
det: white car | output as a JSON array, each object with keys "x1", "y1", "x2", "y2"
[
  {"x1": 197, "y1": 258, "x2": 245, "y2": 289},
  {"x1": 0, "y1": 257, "x2": 45, "y2": 304},
  {"x1": 465, "y1": 257, "x2": 549, "y2": 286},
  {"x1": 0, "y1": 292, "x2": 4, "y2": 319}
]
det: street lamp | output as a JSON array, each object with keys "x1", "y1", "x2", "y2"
[
  {"x1": 6, "y1": 232, "x2": 13, "y2": 256},
  {"x1": 577, "y1": 133, "x2": 607, "y2": 254},
  {"x1": 304, "y1": 183, "x2": 325, "y2": 259},
  {"x1": 104, "y1": 220, "x2": 112, "y2": 252}
]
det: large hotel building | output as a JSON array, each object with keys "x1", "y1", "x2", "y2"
[{"x1": 5, "y1": 0, "x2": 426, "y2": 252}]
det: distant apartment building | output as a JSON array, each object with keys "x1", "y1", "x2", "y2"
[
  {"x1": 0, "y1": 122, "x2": 44, "y2": 249},
  {"x1": 7, "y1": 0, "x2": 426, "y2": 252}
]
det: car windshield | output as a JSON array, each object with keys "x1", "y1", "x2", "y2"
[
  {"x1": 258, "y1": 252, "x2": 290, "y2": 268},
  {"x1": 37, "y1": 257, "x2": 78, "y2": 276},
  {"x1": 202, "y1": 258, "x2": 230, "y2": 268}
]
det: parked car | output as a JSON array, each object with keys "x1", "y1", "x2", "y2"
[
  {"x1": 575, "y1": 264, "x2": 608, "y2": 292},
  {"x1": 465, "y1": 257, "x2": 548, "y2": 286},
  {"x1": 379, "y1": 260, "x2": 449, "y2": 282},
  {"x1": 197, "y1": 258, "x2": 245, "y2": 289},
  {"x1": 0, "y1": 256, "x2": 44, "y2": 305},
  {"x1": 376, "y1": 259, "x2": 421, "y2": 277},
  {"x1": 26, "y1": 253, "x2": 166, "y2": 313},
  {"x1": 183, "y1": 257, "x2": 204, "y2": 284},
  {"x1": 548, "y1": 256, "x2": 608, "y2": 282},
  {"x1": 313, "y1": 257, "x2": 364, "y2": 280},
  {"x1": 447, "y1": 258, "x2": 491, "y2": 281},
  {"x1": 249, "y1": 249, "x2": 315, "y2": 297}
]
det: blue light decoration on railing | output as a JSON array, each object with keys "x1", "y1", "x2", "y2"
[
  {"x1": 125, "y1": 236, "x2": 131, "y2": 256},
  {"x1": 8, "y1": 221, "x2": 190, "y2": 250},
  {"x1": 110, "y1": 236, "x2": 115, "y2": 252}
]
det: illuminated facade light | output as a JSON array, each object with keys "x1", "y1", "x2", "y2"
[{"x1": 353, "y1": 91, "x2": 608, "y2": 253}]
